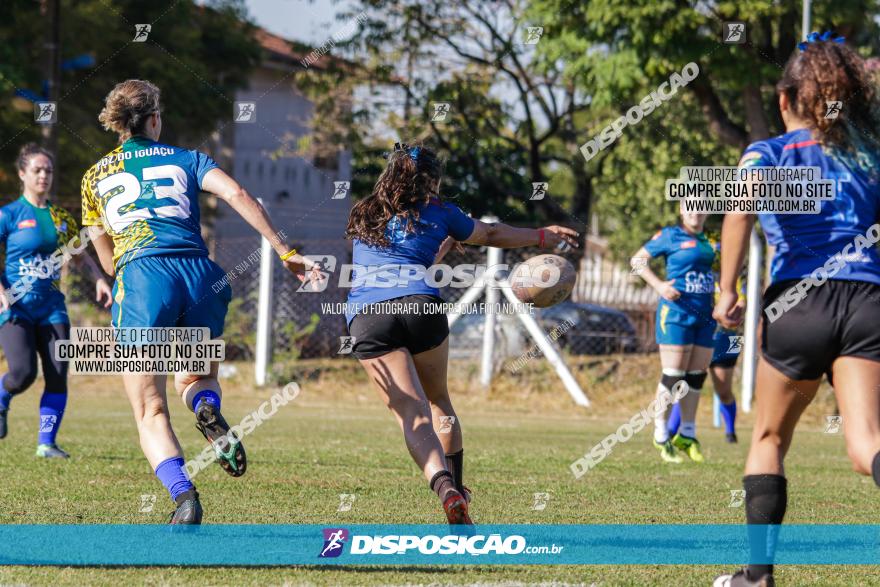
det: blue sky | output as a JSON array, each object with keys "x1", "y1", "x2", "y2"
[{"x1": 244, "y1": 0, "x2": 352, "y2": 44}]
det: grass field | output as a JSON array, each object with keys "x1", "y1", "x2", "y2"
[{"x1": 0, "y1": 354, "x2": 877, "y2": 586}]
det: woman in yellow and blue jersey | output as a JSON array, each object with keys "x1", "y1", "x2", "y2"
[
  {"x1": 81, "y1": 80, "x2": 311, "y2": 524},
  {"x1": 0, "y1": 143, "x2": 112, "y2": 458}
]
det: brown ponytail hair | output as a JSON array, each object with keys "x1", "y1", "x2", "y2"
[
  {"x1": 98, "y1": 79, "x2": 161, "y2": 141},
  {"x1": 777, "y1": 38, "x2": 880, "y2": 175},
  {"x1": 16, "y1": 142, "x2": 54, "y2": 172},
  {"x1": 345, "y1": 142, "x2": 443, "y2": 247}
]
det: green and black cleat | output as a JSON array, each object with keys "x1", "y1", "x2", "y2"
[
  {"x1": 168, "y1": 490, "x2": 203, "y2": 525},
  {"x1": 194, "y1": 403, "x2": 246, "y2": 477}
]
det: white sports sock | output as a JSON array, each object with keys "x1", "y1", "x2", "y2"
[
  {"x1": 654, "y1": 384, "x2": 671, "y2": 443},
  {"x1": 680, "y1": 421, "x2": 696, "y2": 437}
]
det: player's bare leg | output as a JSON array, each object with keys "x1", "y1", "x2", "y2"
[
  {"x1": 830, "y1": 357, "x2": 880, "y2": 479},
  {"x1": 729, "y1": 359, "x2": 819, "y2": 585},
  {"x1": 360, "y1": 347, "x2": 472, "y2": 524},
  {"x1": 122, "y1": 372, "x2": 201, "y2": 524},
  {"x1": 175, "y1": 361, "x2": 246, "y2": 477},
  {"x1": 413, "y1": 337, "x2": 469, "y2": 500}
]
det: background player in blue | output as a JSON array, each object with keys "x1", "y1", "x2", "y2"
[
  {"x1": 667, "y1": 236, "x2": 744, "y2": 444},
  {"x1": 82, "y1": 80, "x2": 310, "y2": 524},
  {"x1": 345, "y1": 142, "x2": 578, "y2": 525},
  {"x1": 713, "y1": 34, "x2": 880, "y2": 587},
  {"x1": 0, "y1": 144, "x2": 112, "y2": 458},
  {"x1": 632, "y1": 208, "x2": 715, "y2": 464}
]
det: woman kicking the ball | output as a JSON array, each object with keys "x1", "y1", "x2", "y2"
[
  {"x1": 632, "y1": 208, "x2": 716, "y2": 464},
  {"x1": 344, "y1": 142, "x2": 578, "y2": 524}
]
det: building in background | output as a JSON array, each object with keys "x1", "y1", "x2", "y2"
[{"x1": 207, "y1": 27, "x2": 352, "y2": 360}]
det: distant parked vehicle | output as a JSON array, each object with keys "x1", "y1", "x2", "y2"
[
  {"x1": 535, "y1": 301, "x2": 640, "y2": 355},
  {"x1": 448, "y1": 311, "x2": 528, "y2": 362},
  {"x1": 447, "y1": 300, "x2": 639, "y2": 360}
]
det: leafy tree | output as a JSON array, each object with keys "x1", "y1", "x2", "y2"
[
  {"x1": 0, "y1": 0, "x2": 260, "y2": 213},
  {"x1": 532, "y1": 0, "x2": 880, "y2": 255},
  {"x1": 310, "y1": 0, "x2": 603, "y2": 229}
]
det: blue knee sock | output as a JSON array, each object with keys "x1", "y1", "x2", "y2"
[
  {"x1": 0, "y1": 375, "x2": 12, "y2": 411},
  {"x1": 38, "y1": 392, "x2": 67, "y2": 445},
  {"x1": 720, "y1": 400, "x2": 737, "y2": 435},
  {"x1": 191, "y1": 390, "x2": 220, "y2": 412},
  {"x1": 155, "y1": 456, "x2": 194, "y2": 502},
  {"x1": 667, "y1": 402, "x2": 682, "y2": 437}
]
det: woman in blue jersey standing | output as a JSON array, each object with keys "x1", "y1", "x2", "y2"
[
  {"x1": 0, "y1": 143, "x2": 112, "y2": 457},
  {"x1": 667, "y1": 238, "x2": 745, "y2": 444},
  {"x1": 632, "y1": 208, "x2": 716, "y2": 464},
  {"x1": 345, "y1": 142, "x2": 579, "y2": 524},
  {"x1": 714, "y1": 34, "x2": 880, "y2": 587}
]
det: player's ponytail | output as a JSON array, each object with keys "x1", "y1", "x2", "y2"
[
  {"x1": 345, "y1": 142, "x2": 443, "y2": 247},
  {"x1": 777, "y1": 37, "x2": 880, "y2": 178},
  {"x1": 98, "y1": 79, "x2": 161, "y2": 141}
]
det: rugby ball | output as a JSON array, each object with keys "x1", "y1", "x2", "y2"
[{"x1": 510, "y1": 254, "x2": 576, "y2": 308}]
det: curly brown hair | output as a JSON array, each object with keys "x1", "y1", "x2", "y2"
[
  {"x1": 345, "y1": 142, "x2": 443, "y2": 247},
  {"x1": 98, "y1": 79, "x2": 161, "y2": 141},
  {"x1": 777, "y1": 38, "x2": 880, "y2": 174}
]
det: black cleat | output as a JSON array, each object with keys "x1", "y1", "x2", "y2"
[
  {"x1": 714, "y1": 568, "x2": 775, "y2": 587},
  {"x1": 726, "y1": 432, "x2": 738, "y2": 443},
  {"x1": 194, "y1": 403, "x2": 246, "y2": 477},
  {"x1": 0, "y1": 409, "x2": 7, "y2": 439},
  {"x1": 168, "y1": 490, "x2": 203, "y2": 525}
]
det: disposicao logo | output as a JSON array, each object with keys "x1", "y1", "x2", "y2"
[{"x1": 319, "y1": 528, "x2": 349, "y2": 558}]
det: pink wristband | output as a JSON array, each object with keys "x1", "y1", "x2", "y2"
[{"x1": 538, "y1": 229, "x2": 546, "y2": 248}]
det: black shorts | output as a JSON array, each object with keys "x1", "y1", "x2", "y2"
[
  {"x1": 761, "y1": 279, "x2": 880, "y2": 381},
  {"x1": 347, "y1": 294, "x2": 449, "y2": 360}
]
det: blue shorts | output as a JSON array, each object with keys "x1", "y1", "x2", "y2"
[
  {"x1": 710, "y1": 327, "x2": 742, "y2": 368},
  {"x1": 0, "y1": 289, "x2": 69, "y2": 327},
  {"x1": 655, "y1": 299, "x2": 715, "y2": 347},
  {"x1": 112, "y1": 255, "x2": 231, "y2": 338}
]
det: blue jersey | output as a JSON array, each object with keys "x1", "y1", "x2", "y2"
[
  {"x1": 644, "y1": 225, "x2": 715, "y2": 305},
  {"x1": 0, "y1": 196, "x2": 79, "y2": 294},
  {"x1": 741, "y1": 128, "x2": 880, "y2": 286},
  {"x1": 80, "y1": 136, "x2": 218, "y2": 271},
  {"x1": 345, "y1": 198, "x2": 475, "y2": 324}
]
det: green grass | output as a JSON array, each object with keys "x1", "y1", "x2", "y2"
[{"x1": 0, "y1": 357, "x2": 876, "y2": 586}]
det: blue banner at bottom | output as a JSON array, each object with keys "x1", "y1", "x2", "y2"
[{"x1": 0, "y1": 525, "x2": 877, "y2": 565}]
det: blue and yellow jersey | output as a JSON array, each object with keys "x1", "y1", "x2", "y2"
[
  {"x1": 80, "y1": 136, "x2": 218, "y2": 271},
  {"x1": 0, "y1": 196, "x2": 79, "y2": 294},
  {"x1": 643, "y1": 225, "x2": 715, "y2": 304}
]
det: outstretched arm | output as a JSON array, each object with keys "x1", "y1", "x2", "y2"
[
  {"x1": 463, "y1": 219, "x2": 579, "y2": 250},
  {"x1": 200, "y1": 168, "x2": 311, "y2": 277}
]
